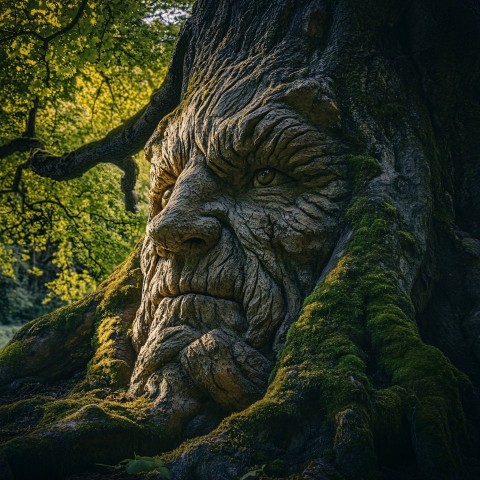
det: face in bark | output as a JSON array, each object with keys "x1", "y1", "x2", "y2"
[{"x1": 129, "y1": 77, "x2": 351, "y2": 417}]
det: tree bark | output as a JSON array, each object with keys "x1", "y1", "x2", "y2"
[{"x1": 1, "y1": 0, "x2": 480, "y2": 479}]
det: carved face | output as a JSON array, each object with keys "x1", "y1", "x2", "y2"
[{"x1": 129, "y1": 77, "x2": 350, "y2": 421}]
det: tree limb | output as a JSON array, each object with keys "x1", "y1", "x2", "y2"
[
  {"x1": 0, "y1": 0, "x2": 89, "y2": 44},
  {"x1": 0, "y1": 137, "x2": 44, "y2": 158},
  {"x1": 1, "y1": 21, "x2": 191, "y2": 212},
  {"x1": 29, "y1": 24, "x2": 189, "y2": 178},
  {"x1": 24, "y1": 97, "x2": 39, "y2": 137},
  {"x1": 44, "y1": 0, "x2": 89, "y2": 43}
]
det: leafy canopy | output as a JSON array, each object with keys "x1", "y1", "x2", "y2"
[{"x1": 0, "y1": 0, "x2": 192, "y2": 322}]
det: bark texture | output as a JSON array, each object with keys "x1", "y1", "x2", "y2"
[{"x1": 1, "y1": 0, "x2": 480, "y2": 479}]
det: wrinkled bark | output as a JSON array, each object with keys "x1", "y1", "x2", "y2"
[{"x1": 1, "y1": 0, "x2": 480, "y2": 479}]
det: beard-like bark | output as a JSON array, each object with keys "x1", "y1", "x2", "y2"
[{"x1": 1, "y1": 0, "x2": 480, "y2": 479}]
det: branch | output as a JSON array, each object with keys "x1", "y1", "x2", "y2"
[
  {"x1": 12, "y1": 162, "x2": 28, "y2": 193},
  {"x1": 44, "y1": 0, "x2": 89, "y2": 42},
  {"x1": 0, "y1": 137, "x2": 44, "y2": 159},
  {"x1": 119, "y1": 156, "x2": 139, "y2": 213},
  {"x1": 24, "y1": 97, "x2": 39, "y2": 137},
  {"x1": 27, "y1": 23, "x2": 191, "y2": 211},
  {"x1": 1, "y1": 21, "x2": 191, "y2": 211},
  {"x1": 0, "y1": 0, "x2": 88, "y2": 44},
  {"x1": 0, "y1": 28, "x2": 44, "y2": 43},
  {"x1": 0, "y1": 98, "x2": 41, "y2": 159}
]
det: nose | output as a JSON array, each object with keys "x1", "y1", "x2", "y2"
[
  {"x1": 147, "y1": 210, "x2": 221, "y2": 256},
  {"x1": 147, "y1": 169, "x2": 222, "y2": 256}
]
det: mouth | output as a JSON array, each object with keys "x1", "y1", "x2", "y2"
[
  {"x1": 162, "y1": 291, "x2": 239, "y2": 304},
  {"x1": 154, "y1": 293, "x2": 247, "y2": 334}
]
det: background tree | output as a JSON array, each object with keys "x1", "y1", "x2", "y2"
[
  {"x1": 1, "y1": 0, "x2": 480, "y2": 479},
  {"x1": 0, "y1": 0, "x2": 192, "y2": 333}
]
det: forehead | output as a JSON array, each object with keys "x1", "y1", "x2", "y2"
[{"x1": 146, "y1": 59, "x2": 339, "y2": 164}]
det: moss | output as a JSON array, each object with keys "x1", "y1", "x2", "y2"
[
  {"x1": 165, "y1": 194, "x2": 469, "y2": 479},
  {"x1": 0, "y1": 340, "x2": 27, "y2": 368},
  {"x1": 398, "y1": 229, "x2": 415, "y2": 247},
  {"x1": 346, "y1": 198, "x2": 468, "y2": 477},
  {"x1": 86, "y1": 315, "x2": 134, "y2": 390},
  {"x1": 87, "y1": 358, "x2": 132, "y2": 389},
  {"x1": 0, "y1": 244, "x2": 147, "y2": 477},
  {"x1": 0, "y1": 295, "x2": 95, "y2": 387},
  {"x1": 0, "y1": 397, "x2": 47, "y2": 433},
  {"x1": 20, "y1": 296, "x2": 93, "y2": 338},
  {"x1": 76, "y1": 244, "x2": 142, "y2": 390},
  {"x1": 96, "y1": 244, "x2": 142, "y2": 316},
  {"x1": 38, "y1": 396, "x2": 99, "y2": 427},
  {"x1": 0, "y1": 395, "x2": 170, "y2": 480},
  {"x1": 348, "y1": 154, "x2": 382, "y2": 194}
]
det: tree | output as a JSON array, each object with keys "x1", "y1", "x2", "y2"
[
  {"x1": 0, "y1": 0, "x2": 192, "y2": 325},
  {"x1": 1, "y1": 0, "x2": 480, "y2": 479}
]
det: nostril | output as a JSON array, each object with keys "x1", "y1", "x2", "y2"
[
  {"x1": 148, "y1": 215, "x2": 221, "y2": 255},
  {"x1": 185, "y1": 237, "x2": 207, "y2": 249}
]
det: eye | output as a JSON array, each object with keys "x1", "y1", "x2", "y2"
[
  {"x1": 161, "y1": 186, "x2": 174, "y2": 208},
  {"x1": 253, "y1": 168, "x2": 290, "y2": 188}
]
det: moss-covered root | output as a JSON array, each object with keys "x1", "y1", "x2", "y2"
[
  {"x1": 0, "y1": 297, "x2": 97, "y2": 391},
  {"x1": 0, "y1": 396, "x2": 169, "y2": 480},
  {"x1": 165, "y1": 197, "x2": 472, "y2": 480},
  {"x1": 82, "y1": 243, "x2": 143, "y2": 391},
  {"x1": 0, "y1": 243, "x2": 142, "y2": 394},
  {"x1": 351, "y1": 198, "x2": 471, "y2": 479}
]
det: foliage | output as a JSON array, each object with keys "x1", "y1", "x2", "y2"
[
  {"x1": 0, "y1": 325, "x2": 21, "y2": 349},
  {"x1": 99, "y1": 454, "x2": 171, "y2": 477},
  {"x1": 0, "y1": 0, "x2": 192, "y2": 324}
]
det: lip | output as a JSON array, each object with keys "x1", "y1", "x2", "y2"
[
  {"x1": 156, "y1": 293, "x2": 246, "y2": 333},
  {"x1": 163, "y1": 292, "x2": 239, "y2": 303}
]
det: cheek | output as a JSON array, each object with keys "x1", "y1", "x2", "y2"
[{"x1": 232, "y1": 191, "x2": 344, "y2": 267}]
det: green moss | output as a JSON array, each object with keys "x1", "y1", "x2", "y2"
[
  {"x1": 79, "y1": 244, "x2": 142, "y2": 390},
  {"x1": 398, "y1": 229, "x2": 416, "y2": 247},
  {"x1": 345, "y1": 198, "x2": 467, "y2": 477},
  {"x1": 39, "y1": 396, "x2": 96, "y2": 427},
  {"x1": 0, "y1": 243, "x2": 157, "y2": 477},
  {"x1": 22, "y1": 296, "x2": 93, "y2": 338},
  {"x1": 0, "y1": 397, "x2": 47, "y2": 431},
  {"x1": 168, "y1": 194, "x2": 468, "y2": 478},
  {"x1": 96, "y1": 244, "x2": 142, "y2": 315},
  {"x1": 348, "y1": 154, "x2": 382, "y2": 193},
  {"x1": 0, "y1": 340, "x2": 27, "y2": 367},
  {"x1": 85, "y1": 315, "x2": 134, "y2": 389},
  {"x1": 0, "y1": 394, "x2": 169, "y2": 480}
]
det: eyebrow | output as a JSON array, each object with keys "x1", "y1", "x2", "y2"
[
  {"x1": 151, "y1": 103, "x2": 346, "y2": 183},
  {"x1": 204, "y1": 106, "x2": 314, "y2": 177}
]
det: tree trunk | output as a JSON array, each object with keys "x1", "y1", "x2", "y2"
[{"x1": 1, "y1": 0, "x2": 480, "y2": 479}]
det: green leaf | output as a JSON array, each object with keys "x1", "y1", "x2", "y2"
[
  {"x1": 123, "y1": 456, "x2": 171, "y2": 477},
  {"x1": 0, "y1": 0, "x2": 194, "y2": 323},
  {"x1": 126, "y1": 459, "x2": 157, "y2": 474}
]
